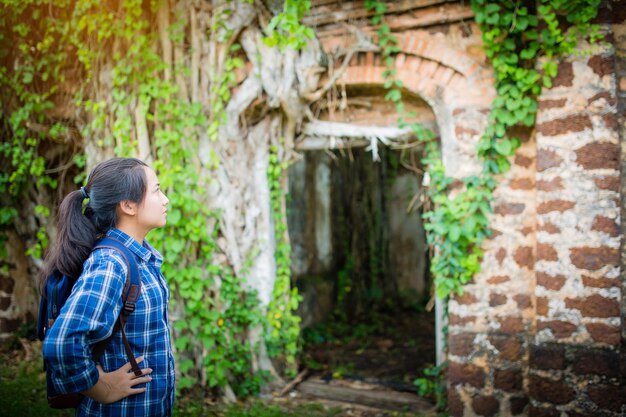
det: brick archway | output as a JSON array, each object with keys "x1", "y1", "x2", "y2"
[{"x1": 333, "y1": 32, "x2": 496, "y2": 179}]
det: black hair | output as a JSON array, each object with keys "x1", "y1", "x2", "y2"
[{"x1": 40, "y1": 157, "x2": 148, "y2": 287}]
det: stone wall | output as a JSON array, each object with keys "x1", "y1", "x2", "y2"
[{"x1": 448, "y1": 20, "x2": 626, "y2": 417}]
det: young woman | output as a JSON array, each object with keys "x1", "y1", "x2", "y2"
[{"x1": 41, "y1": 157, "x2": 175, "y2": 416}]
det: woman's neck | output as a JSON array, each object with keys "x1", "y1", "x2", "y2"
[{"x1": 115, "y1": 221, "x2": 147, "y2": 244}]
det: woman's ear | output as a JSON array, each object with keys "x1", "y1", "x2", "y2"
[{"x1": 118, "y1": 200, "x2": 137, "y2": 216}]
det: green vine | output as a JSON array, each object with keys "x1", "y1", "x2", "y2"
[
  {"x1": 263, "y1": 0, "x2": 314, "y2": 51},
  {"x1": 265, "y1": 145, "x2": 302, "y2": 377},
  {"x1": 0, "y1": 0, "x2": 71, "y2": 258}
]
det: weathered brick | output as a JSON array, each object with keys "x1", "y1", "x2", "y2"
[
  {"x1": 588, "y1": 55, "x2": 614, "y2": 78},
  {"x1": 496, "y1": 248, "x2": 506, "y2": 264},
  {"x1": 529, "y1": 375, "x2": 575, "y2": 405},
  {"x1": 515, "y1": 154, "x2": 533, "y2": 168},
  {"x1": 536, "y1": 272, "x2": 566, "y2": 291},
  {"x1": 537, "y1": 200, "x2": 575, "y2": 214},
  {"x1": 455, "y1": 126, "x2": 479, "y2": 136},
  {"x1": 514, "y1": 246, "x2": 534, "y2": 269},
  {"x1": 575, "y1": 142, "x2": 619, "y2": 170},
  {"x1": 449, "y1": 332, "x2": 476, "y2": 357},
  {"x1": 537, "y1": 320, "x2": 577, "y2": 338},
  {"x1": 581, "y1": 275, "x2": 619, "y2": 288},
  {"x1": 537, "y1": 114, "x2": 592, "y2": 136},
  {"x1": 494, "y1": 202, "x2": 526, "y2": 215},
  {"x1": 490, "y1": 293, "x2": 507, "y2": 307},
  {"x1": 530, "y1": 345, "x2": 566, "y2": 370},
  {"x1": 454, "y1": 292, "x2": 478, "y2": 305},
  {"x1": 573, "y1": 349, "x2": 620, "y2": 378},
  {"x1": 587, "y1": 91, "x2": 616, "y2": 106},
  {"x1": 514, "y1": 294, "x2": 531, "y2": 310},
  {"x1": 536, "y1": 244, "x2": 559, "y2": 262},
  {"x1": 449, "y1": 313, "x2": 477, "y2": 326},
  {"x1": 489, "y1": 336, "x2": 522, "y2": 361},
  {"x1": 0, "y1": 276, "x2": 15, "y2": 293},
  {"x1": 552, "y1": 61, "x2": 574, "y2": 87},
  {"x1": 536, "y1": 297, "x2": 549, "y2": 316},
  {"x1": 570, "y1": 246, "x2": 619, "y2": 270},
  {"x1": 588, "y1": 384, "x2": 626, "y2": 412},
  {"x1": 494, "y1": 368, "x2": 523, "y2": 392},
  {"x1": 498, "y1": 316, "x2": 524, "y2": 334},
  {"x1": 538, "y1": 222, "x2": 560, "y2": 234},
  {"x1": 594, "y1": 175, "x2": 619, "y2": 191},
  {"x1": 0, "y1": 318, "x2": 21, "y2": 333},
  {"x1": 510, "y1": 178, "x2": 534, "y2": 190},
  {"x1": 591, "y1": 215, "x2": 619, "y2": 237},
  {"x1": 586, "y1": 323, "x2": 620, "y2": 345},
  {"x1": 449, "y1": 361, "x2": 486, "y2": 388},
  {"x1": 536, "y1": 149, "x2": 562, "y2": 171},
  {"x1": 602, "y1": 112, "x2": 618, "y2": 129},
  {"x1": 487, "y1": 275, "x2": 509, "y2": 284},
  {"x1": 448, "y1": 387, "x2": 464, "y2": 417},
  {"x1": 536, "y1": 177, "x2": 563, "y2": 192},
  {"x1": 520, "y1": 226, "x2": 533, "y2": 236},
  {"x1": 472, "y1": 395, "x2": 500, "y2": 417},
  {"x1": 510, "y1": 396, "x2": 529, "y2": 415},
  {"x1": 565, "y1": 294, "x2": 620, "y2": 318},
  {"x1": 538, "y1": 98, "x2": 567, "y2": 110}
]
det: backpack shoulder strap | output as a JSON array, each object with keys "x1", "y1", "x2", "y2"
[
  {"x1": 90, "y1": 236, "x2": 143, "y2": 376},
  {"x1": 93, "y1": 236, "x2": 141, "y2": 314}
]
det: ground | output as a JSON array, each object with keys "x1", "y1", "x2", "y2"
[{"x1": 302, "y1": 308, "x2": 436, "y2": 389}]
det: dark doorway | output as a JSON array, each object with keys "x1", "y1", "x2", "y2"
[{"x1": 287, "y1": 146, "x2": 435, "y2": 394}]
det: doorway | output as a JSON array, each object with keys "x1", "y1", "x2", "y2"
[{"x1": 287, "y1": 146, "x2": 435, "y2": 396}]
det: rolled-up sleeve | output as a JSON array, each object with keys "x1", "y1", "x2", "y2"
[{"x1": 42, "y1": 250, "x2": 127, "y2": 394}]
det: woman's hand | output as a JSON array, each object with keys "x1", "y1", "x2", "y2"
[{"x1": 82, "y1": 356, "x2": 153, "y2": 404}]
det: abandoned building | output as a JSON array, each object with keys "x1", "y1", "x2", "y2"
[{"x1": 1, "y1": 1, "x2": 625, "y2": 416}]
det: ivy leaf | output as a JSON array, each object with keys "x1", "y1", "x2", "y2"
[
  {"x1": 494, "y1": 139, "x2": 512, "y2": 155},
  {"x1": 384, "y1": 89, "x2": 402, "y2": 102},
  {"x1": 448, "y1": 225, "x2": 461, "y2": 242}
]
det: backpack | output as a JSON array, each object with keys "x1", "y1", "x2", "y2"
[{"x1": 37, "y1": 236, "x2": 143, "y2": 409}]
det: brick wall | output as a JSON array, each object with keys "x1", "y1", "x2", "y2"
[
  {"x1": 448, "y1": 22, "x2": 625, "y2": 416},
  {"x1": 529, "y1": 32, "x2": 623, "y2": 415}
]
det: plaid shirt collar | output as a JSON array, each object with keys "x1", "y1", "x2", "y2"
[{"x1": 105, "y1": 228, "x2": 163, "y2": 267}]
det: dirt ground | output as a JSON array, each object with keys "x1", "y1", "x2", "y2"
[{"x1": 303, "y1": 309, "x2": 436, "y2": 390}]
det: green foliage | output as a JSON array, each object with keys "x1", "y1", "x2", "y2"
[
  {"x1": 471, "y1": 0, "x2": 601, "y2": 176},
  {"x1": 0, "y1": 0, "x2": 67, "y2": 251},
  {"x1": 265, "y1": 145, "x2": 302, "y2": 377},
  {"x1": 263, "y1": 0, "x2": 314, "y2": 51},
  {"x1": 413, "y1": 362, "x2": 447, "y2": 410}
]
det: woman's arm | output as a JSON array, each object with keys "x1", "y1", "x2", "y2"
[{"x1": 42, "y1": 249, "x2": 146, "y2": 397}]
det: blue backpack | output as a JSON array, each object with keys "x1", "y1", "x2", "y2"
[{"x1": 37, "y1": 236, "x2": 143, "y2": 409}]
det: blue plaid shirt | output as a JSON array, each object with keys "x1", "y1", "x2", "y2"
[{"x1": 42, "y1": 228, "x2": 175, "y2": 416}]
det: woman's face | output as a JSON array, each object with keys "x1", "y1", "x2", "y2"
[{"x1": 136, "y1": 166, "x2": 169, "y2": 231}]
